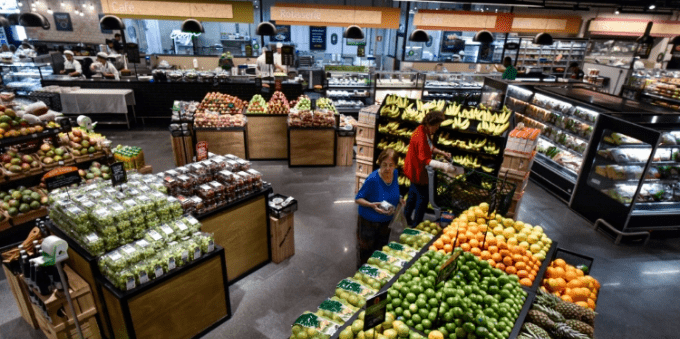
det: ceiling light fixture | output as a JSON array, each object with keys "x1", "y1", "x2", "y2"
[
  {"x1": 79, "y1": 12, "x2": 83, "y2": 16},
  {"x1": 47, "y1": 7, "x2": 53, "y2": 14},
  {"x1": 61, "y1": 1, "x2": 64, "y2": 6},
  {"x1": 90, "y1": 3, "x2": 94, "y2": 9},
  {"x1": 18, "y1": 1, "x2": 23, "y2": 7},
  {"x1": 649, "y1": 4, "x2": 656, "y2": 10},
  {"x1": 615, "y1": 8, "x2": 620, "y2": 14},
  {"x1": 82, "y1": 3, "x2": 86, "y2": 8}
]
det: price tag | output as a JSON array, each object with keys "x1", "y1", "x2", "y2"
[
  {"x1": 89, "y1": 154, "x2": 94, "y2": 158},
  {"x1": 208, "y1": 240, "x2": 215, "y2": 252},
  {"x1": 194, "y1": 247, "x2": 201, "y2": 260},
  {"x1": 126, "y1": 277, "x2": 136, "y2": 290},
  {"x1": 139, "y1": 271, "x2": 149, "y2": 284},
  {"x1": 168, "y1": 257, "x2": 176, "y2": 270},
  {"x1": 154, "y1": 265, "x2": 164, "y2": 278},
  {"x1": 58, "y1": 161, "x2": 64, "y2": 165},
  {"x1": 436, "y1": 251, "x2": 462, "y2": 285},
  {"x1": 110, "y1": 162, "x2": 127, "y2": 187},
  {"x1": 363, "y1": 290, "x2": 389, "y2": 331}
]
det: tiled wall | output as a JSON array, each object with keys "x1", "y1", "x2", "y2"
[{"x1": 23, "y1": 0, "x2": 115, "y2": 44}]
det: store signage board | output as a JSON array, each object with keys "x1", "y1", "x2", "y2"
[
  {"x1": 265, "y1": 51, "x2": 274, "y2": 65},
  {"x1": 196, "y1": 141, "x2": 208, "y2": 161},
  {"x1": 53, "y1": 13, "x2": 73, "y2": 31},
  {"x1": 363, "y1": 290, "x2": 388, "y2": 331},
  {"x1": 110, "y1": 162, "x2": 127, "y2": 187},
  {"x1": 271, "y1": 6, "x2": 381, "y2": 26},
  {"x1": 99, "y1": 0, "x2": 252, "y2": 22},
  {"x1": 44, "y1": 167, "x2": 82, "y2": 191},
  {"x1": 414, "y1": 11, "x2": 500, "y2": 30},
  {"x1": 309, "y1": 26, "x2": 326, "y2": 51}
]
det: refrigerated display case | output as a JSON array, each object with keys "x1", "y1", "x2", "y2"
[
  {"x1": 422, "y1": 72, "x2": 483, "y2": 104},
  {"x1": 516, "y1": 38, "x2": 587, "y2": 78},
  {"x1": 0, "y1": 62, "x2": 53, "y2": 94},
  {"x1": 325, "y1": 70, "x2": 372, "y2": 114},
  {"x1": 570, "y1": 113, "x2": 680, "y2": 238},
  {"x1": 374, "y1": 71, "x2": 424, "y2": 104},
  {"x1": 479, "y1": 77, "x2": 507, "y2": 111},
  {"x1": 638, "y1": 70, "x2": 680, "y2": 111}
]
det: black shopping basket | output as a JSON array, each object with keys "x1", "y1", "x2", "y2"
[{"x1": 428, "y1": 167, "x2": 516, "y2": 218}]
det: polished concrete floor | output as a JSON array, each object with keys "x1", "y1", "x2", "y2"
[{"x1": 1, "y1": 130, "x2": 680, "y2": 339}]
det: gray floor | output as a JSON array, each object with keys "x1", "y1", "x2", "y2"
[{"x1": 1, "y1": 130, "x2": 680, "y2": 339}]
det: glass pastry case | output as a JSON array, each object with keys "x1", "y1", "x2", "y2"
[
  {"x1": 374, "y1": 71, "x2": 424, "y2": 104},
  {"x1": 325, "y1": 70, "x2": 372, "y2": 114},
  {"x1": 0, "y1": 62, "x2": 53, "y2": 94},
  {"x1": 422, "y1": 72, "x2": 483, "y2": 104},
  {"x1": 571, "y1": 113, "x2": 680, "y2": 233}
]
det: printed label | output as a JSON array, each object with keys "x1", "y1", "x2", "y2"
[
  {"x1": 109, "y1": 252, "x2": 123, "y2": 261},
  {"x1": 181, "y1": 251, "x2": 188, "y2": 263},
  {"x1": 154, "y1": 265, "x2": 164, "y2": 278},
  {"x1": 175, "y1": 221, "x2": 188, "y2": 231},
  {"x1": 139, "y1": 271, "x2": 149, "y2": 284},
  {"x1": 168, "y1": 257, "x2": 176, "y2": 270},
  {"x1": 137, "y1": 239, "x2": 150, "y2": 248},
  {"x1": 126, "y1": 277, "x2": 136, "y2": 290},
  {"x1": 208, "y1": 240, "x2": 215, "y2": 252},
  {"x1": 194, "y1": 247, "x2": 201, "y2": 260},
  {"x1": 160, "y1": 225, "x2": 174, "y2": 235},
  {"x1": 148, "y1": 230, "x2": 162, "y2": 241}
]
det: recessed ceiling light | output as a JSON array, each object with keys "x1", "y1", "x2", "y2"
[{"x1": 649, "y1": 4, "x2": 656, "y2": 10}]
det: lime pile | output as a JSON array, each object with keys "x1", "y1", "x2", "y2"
[
  {"x1": 337, "y1": 311, "x2": 424, "y2": 339},
  {"x1": 415, "y1": 220, "x2": 442, "y2": 236}
]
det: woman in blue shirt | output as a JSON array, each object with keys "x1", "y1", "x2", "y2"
[{"x1": 355, "y1": 149, "x2": 402, "y2": 267}]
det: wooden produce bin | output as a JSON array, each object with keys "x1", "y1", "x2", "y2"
[
  {"x1": 336, "y1": 131, "x2": 356, "y2": 166},
  {"x1": 97, "y1": 248, "x2": 230, "y2": 339},
  {"x1": 170, "y1": 134, "x2": 194, "y2": 166},
  {"x1": 195, "y1": 128, "x2": 247, "y2": 159},
  {"x1": 246, "y1": 115, "x2": 289, "y2": 160},
  {"x1": 288, "y1": 127, "x2": 336, "y2": 167},
  {"x1": 198, "y1": 188, "x2": 272, "y2": 283},
  {"x1": 1, "y1": 263, "x2": 38, "y2": 329}
]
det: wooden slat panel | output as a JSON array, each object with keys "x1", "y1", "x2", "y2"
[
  {"x1": 2, "y1": 264, "x2": 38, "y2": 328},
  {"x1": 200, "y1": 196, "x2": 269, "y2": 281},
  {"x1": 128, "y1": 256, "x2": 227, "y2": 339},
  {"x1": 289, "y1": 129, "x2": 335, "y2": 166},
  {"x1": 102, "y1": 288, "x2": 128, "y2": 339},
  {"x1": 247, "y1": 116, "x2": 289, "y2": 159},
  {"x1": 195, "y1": 130, "x2": 246, "y2": 159},
  {"x1": 65, "y1": 249, "x2": 110, "y2": 336}
]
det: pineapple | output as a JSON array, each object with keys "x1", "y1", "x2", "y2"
[
  {"x1": 527, "y1": 310, "x2": 556, "y2": 331},
  {"x1": 533, "y1": 304, "x2": 566, "y2": 323},
  {"x1": 554, "y1": 301, "x2": 587, "y2": 321},
  {"x1": 551, "y1": 323, "x2": 590, "y2": 339},
  {"x1": 579, "y1": 307, "x2": 596, "y2": 327},
  {"x1": 539, "y1": 288, "x2": 596, "y2": 326},
  {"x1": 523, "y1": 322, "x2": 554, "y2": 339},
  {"x1": 537, "y1": 288, "x2": 562, "y2": 307},
  {"x1": 565, "y1": 319, "x2": 594, "y2": 338}
]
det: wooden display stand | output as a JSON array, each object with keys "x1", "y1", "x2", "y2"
[
  {"x1": 199, "y1": 189, "x2": 272, "y2": 283},
  {"x1": 336, "y1": 132, "x2": 355, "y2": 166},
  {"x1": 288, "y1": 127, "x2": 336, "y2": 167},
  {"x1": 270, "y1": 213, "x2": 295, "y2": 263},
  {"x1": 170, "y1": 135, "x2": 194, "y2": 166},
  {"x1": 500, "y1": 150, "x2": 535, "y2": 218},
  {"x1": 1, "y1": 263, "x2": 38, "y2": 329},
  {"x1": 98, "y1": 248, "x2": 230, "y2": 339},
  {"x1": 246, "y1": 115, "x2": 288, "y2": 160},
  {"x1": 195, "y1": 128, "x2": 247, "y2": 160}
]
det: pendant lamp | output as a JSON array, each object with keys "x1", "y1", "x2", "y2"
[
  {"x1": 256, "y1": 22, "x2": 277, "y2": 36},
  {"x1": 533, "y1": 33, "x2": 554, "y2": 46},
  {"x1": 181, "y1": 19, "x2": 204, "y2": 34},
  {"x1": 344, "y1": 25, "x2": 365, "y2": 40},
  {"x1": 473, "y1": 30, "x2": 494, "y2": 43},
  {"x1": 0, "y1": 16, "x2": 9, "y2": 27},
  {"x1": 19, "y1": 13, "x2": 50, "y2": 29},
  {"x1": 409, "y1": 29, "x2": 429, "y2": 42},
  {"x1": 100, "y1": 15, "x2": 126, "y2": 31}
]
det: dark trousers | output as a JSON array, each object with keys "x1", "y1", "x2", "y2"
[
  {"x1": 356, "y1": 215, "x2": 391, "y2": 268},
  {"x1": 404, "y1": 183, "x2": 429, "y2": 227}
]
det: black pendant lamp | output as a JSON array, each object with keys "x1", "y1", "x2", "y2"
[
  {"x1": 344, "y1": 25, "x2": 365, "y2": 40},
  {"x1": 181, "y1": 19, "x2": 204, "y2": 34},
  {"x1": 19, "y1": 13, "x2": 50, "y2": 29},
  {"x1": 533, "y1": 32, "x2": 554, "y2": 46},
  {"x1": 409, "y1": 29, "x2": 429, "y2": 42},
  {"x1": 7, "y1": 14, "x2": 19, "y2": 26},
  {"x1": 0, "y1": 16, "x2": 10, "y2": 27},
  {"x1": 473, "y1": 30, "x2": 494, "y2": 43},
  {"x1": 100, "y1": 15, "x2": 125, "y2": 31},
  {"x1": 256, "y1": 22, "x2": 277, "y2": 36}
]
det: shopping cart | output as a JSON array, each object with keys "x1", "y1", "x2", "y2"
[{"x1": 427, "y1": 166, "x2": 516, "y2": 219}]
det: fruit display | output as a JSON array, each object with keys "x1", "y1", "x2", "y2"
[
  {"x1": 334, "y1": 312, "x2": 426, "y2": 339},
  {"x1": 414, "y1": 220, "x2": 442, "y2": 235},
  {"x1": 36, "y1": 141, "x2": 73, "y2": 167},
  {"x1": 0, "y1": 187, "x2": 48, "y2": 217},
  {"x1": 193, "y1": 112, "x2": 246, "y2": 128},
  {"x1": 196, "y1": 92, "x2": 245, "y2": 115},
  {"x1": 79, "y1": 161, "x2": 112, "y2": 181},
  {"x1": 339, "y1": 114, "x2": 357, "y2": 129},
  {"x1": 98, "y1": 230, "x2": 215, "y2": 291},
  {"x1": 0, "y1": 100, "x2": 63, "y2": 140},
  {"x1": 49, "y1": 173, "x2": 186, "y2": 255},
  {"x1": 113, "y1": 145, "x2": 146, "y2": 170},
  {"x1": 1, "y1": 150, "x2": 41, "y2": 174},
  {"x1": 246, "y1": 94, "x2": 268, "y2": 114},
  {"x1": 399, "y1": 228, "x2": 435, "y2": 249},
  {"x1": 58, "y1": 128, "x2": 108, "y2": 157},
  {"x1": 437, "y1": 134, "x2": 500, "y2": 156},
  {"x1": 293, "y1": 95, "x2": 312, "y2": 111},
  {"x1": 311, "y1": 110, "x2": 336, "y2": 128},
  {"x1": 517, "y1": 289, "x2": 596, "y2": 339},
  {"x1": 387, "y1": 249, "x2": 528, "y2": 338},
  {"x1": 316, "y1": 98, "x2": 338, "y2": 115},
  {"x1": 433, "y1": 203, "x2": 553, "y2": 287},
  {"x1": 541, "y1": 259, "x2": 600, "y2": 310},
  {"x1": 267, "y1": 91, "x2": 290, "y2": 115}
]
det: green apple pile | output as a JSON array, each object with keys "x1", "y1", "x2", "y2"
[
  {"x1": 415, "y1": 220, "x2": 442, "y2": 236},
  {"x1": 336, "y1": 312, "x2": 425, "y2": 339},
  {"x1": 294, "y1": 96, "x2": 312, "y2": 111},
  {"x1": 386, "y1": 250, "x2": 527, "y2": 338},
  {"x1": 316, "y1": 98, "x2": 338, "y2": 114},
  {"x1": 0, "y1": 186, "x2": 48, "y2": 216},
  {"x1": 37, "y1": 142, "x2": 72, "y2": 165},
  {"x1": 247, "y1": 94, "x2": 267, "y2": 114}
]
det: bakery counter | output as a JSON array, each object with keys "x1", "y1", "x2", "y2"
[{"x1": 41, "y1": 78, "x2": 304, "y2": 125}]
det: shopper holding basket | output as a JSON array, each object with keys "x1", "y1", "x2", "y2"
[
  {"x1": 355, "y1": 148, "x2": 402, "y2": 267},
  {"x1": 403, "y1": 111, "x2": 463, "y2": 227}
]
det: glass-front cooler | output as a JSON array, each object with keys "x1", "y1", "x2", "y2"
[
  {"x1": 0, "y1": 62, "x2": 53, "y2": 94},
  {"x1": 505, "y1": 84, "x2": 602, "y2": 201},
  {"x1": 422, "y1": 72, "x2": 483, "y2": 105},
  {"x1": 373, "y1": 71, "x2": 424, "y2": 104},
  {"x1": 571, "y1": 113, "x2": 680, "y2": 234}
]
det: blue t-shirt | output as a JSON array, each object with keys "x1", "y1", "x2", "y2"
[{"x1": 356, "y1": 169, "x2": 400, "y2": 223}]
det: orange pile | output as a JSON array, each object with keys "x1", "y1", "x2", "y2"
[
  {"x1": 430, "y1": 214, "x2": 542, "y2": 287},
  {"x1": 541, "y1": 259, "x2": 600, "y2": 310}
]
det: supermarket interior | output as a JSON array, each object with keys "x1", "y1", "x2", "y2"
[{"x1": 2, "y1": 0, "x2": 680, "y2": 339}]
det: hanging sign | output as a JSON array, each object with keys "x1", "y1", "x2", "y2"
[
  {"x1": 99, "y1": 0, "x2": 253, "y2": 22},
  {"x1": 309, "y1": 26, "x2": 326, "y2": 50},
  {"x1": 44, "y1": 167, "x2": 82, "y2": 190},
  {"x1": 270, "y1": 4, "x2": 399, "y2": 29}
]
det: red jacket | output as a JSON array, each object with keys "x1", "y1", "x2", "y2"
[{"x1": 404, "y1": 125, "x2": 433, "y2": 185}]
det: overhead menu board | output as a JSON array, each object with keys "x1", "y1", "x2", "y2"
[{"x1": 309, "y1": 26, "x2": 326, "y2": 50}]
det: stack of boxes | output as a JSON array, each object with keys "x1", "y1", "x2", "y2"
[
  {"x1": 499, "y1": 126, "x2": 541, "y2": 218},
  {"x1": 355, "y1": 106, "x2": 378, "y2": 192}
]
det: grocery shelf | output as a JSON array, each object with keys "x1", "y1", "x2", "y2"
[
  {"x1": 534, "y1": 153, "x2": 579, "y2": 182},
  {"x1": 518, "y1": 113, "x2": 591, "y2": 143},
  {"x1": 565, "y1": 113, "x2": 596, "y2": 126},
  {"x1": 642, "y1": 92, "x2": 680, "y2": 105},
  {"x1": 327, "y1": 85, "x2": 371, "y2": 88},
  {"x1": 193, "y1": 126, "x2": 246, "y2": 132},
  {"x1": 424, "y1": 86, "x2": 482, "y2": 91},
  {"x1": 539, "y1": 135, "x2": 583, "y2": 158}
]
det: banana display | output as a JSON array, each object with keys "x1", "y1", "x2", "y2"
[
  {"x1": 436, "y1": 134, "x2": 500, "y2": 156},
  {"x1": 379, "y1": 105, "x2": 401, "y2": 118},
  {"x1": 477, "y1": 120, "x2": 510, "y2": 136},
  {"x1": 441, "y1": 117, "x2": 470, "y2": 130},
  {"x1": 451, "y1": 155, "x2": 495, "y2": 174},
  {"x1": 377, "y1": 140, "x2": 409, "y2": 154},
  {"x1": 398, "y1": 175, "x2": 411, "y2": 187}
]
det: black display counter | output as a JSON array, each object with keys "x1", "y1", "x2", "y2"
[{"x1": 41, "y1": 78, "x2": 304, "y2": 125}]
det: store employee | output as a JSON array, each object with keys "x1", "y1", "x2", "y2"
[
  {"x1": 61, "y1": 50, "x2": 83, "y2": 78},
  {"x1": 274, "y1": 42, "x2": 287, "y2": 73},
  {"x1": 90, "y1": 52, "x2": 120, "y2": 80},
  {"x1": 495, "y1": 56, "x2": 517, "y2": 80},
  {"x1": 256, "y1": 47, "x2": 271, "y2": 77}
]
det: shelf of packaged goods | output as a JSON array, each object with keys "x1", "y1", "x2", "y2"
[
  {"x1": 327, "y1": 85, "x2": 371, "y2": 88},
  {"x1": 642, "y1": 92, "x2": 680, "y2": 105},
  {"x1": 529, "y1": 103, "x2": 598, "y2": 126},
  {"x1": 632, "y1": 202, "x2": 680, "y2": 216},
  {"x1": 534, "y1": 152, "x2": 579, "y2": 182},
  {"x1": 539, "y1": 135, "x2": 584, "y2": 158},
  {"x1": 424, "y1": 86, "x2": 482, "y2": 91},
  {"x1": 517, "y1": 112, "x2": 592, "y2": 144},
  {"x1": 327, "y1": 94, "x2": 371, "y2": 99},
  {"x1": 590, "y1": 173, "x2": 678, "y2": 186}
]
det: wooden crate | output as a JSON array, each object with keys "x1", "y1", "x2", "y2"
[
  {"x1": 355, "y1": 173, "x2": 369, "y2": 194},
  {"x1": 171, "y1": 135, "x2": 195, "y2": 166},
  {"x1": 356, "y1": 141, "x2": 374, "y2": 162},
  {"x1": 501, "y1": 151, "x2": 535, "y2": 174},
  {"x1": 0, "y1": 210, "x2": 10, "y2": 232},
  {"x1": 499, "y1": 169, "x2": 530, "y2": 193},
  {"x1": 358, "y1": 111, "x2": 377, "y2": 125},
  {"x1": 35, "y1": 309, "x2": 100, "y2": 339},
  {"x1": 1, "y1": 264, "x2": 38, "y2": 329},
  {"x1": 270, "y1": 213, "x2": 295, "y2": 264},
  {"x1": 506, "y1": 191, "x2": 525, "y2": 218},
  {"x1": 356, "y1": 159, "x2": 374, "y2": 176},
  {"x1": 336, "y1": 135, "x2": 355, "y2": 166},
  {"x1": 356, "y1": 122, "x2": 375, "y2": 144},
  {"x1": 30, "y1": 265, "x2": 97, "y2": 333},
  {"x1": 196, "y1": 130, "x2": 247, "y2": 160},
  {"x1": 10, "y1": 206, "x2": 48, "y2": 227}
]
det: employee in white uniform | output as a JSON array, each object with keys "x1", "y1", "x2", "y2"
[
  {"x1": 256, "y1": 47, "x2": 271, "y2": 77},
  {"x1": 273, "y1": 42, "x2": 287, "y2": 73},
  {"x1": 61, "y1": 50, "x2": 83, "y2": 78},
  {"x1": 90, "y1": 52, "x2": 120, "y2": 80}
]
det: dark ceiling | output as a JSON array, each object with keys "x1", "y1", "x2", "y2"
[{"x1": 398, "y1": 0, "x2": 679, "y2": 12}]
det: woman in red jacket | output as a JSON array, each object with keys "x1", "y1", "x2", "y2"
[{"x1": 403, "y1": 111, "x2": 461, "y2": 227}]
